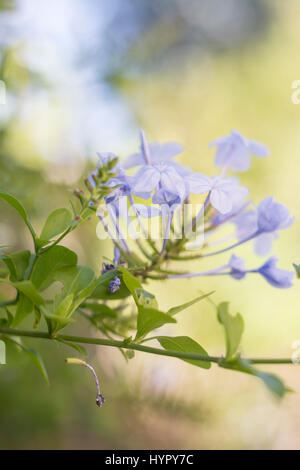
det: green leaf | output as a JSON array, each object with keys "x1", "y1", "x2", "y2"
[
  {"x1": 136, "y1": 288, "x2": 158, "y2": 309},
  {"x1": 51, "y1": 276, "x2": 103, "y2": 327},
  {"x1": 0, "y1": 278, "x2": 45, "y2": 306},
  {"x1": 13, "y1": 280, "x2": 45, "y2": 306},
  {"x1": 257, "y1": 371, "x2": 287, "y2": 398},
  {"x1": 12, "y1": 294, "x2": 33, "y2": 327},
  {"x1": 31, "y1": 245, "x2": 77, "y2": 291},
  {"x1": 56, "y1": 338, "x2": 88, "y2": 356},
  {"x1": 135, "y1": 306, "x2": 176, "y2": 341},
  {"x1": 55, "y1": 293, "x2": 74, "y2": 318},
  {"x1": 2, "y1": 250, "x2": 31, "y2": 281},
  {"x1": 23, "y1": 348, "x2": 50, "y2": 386},
  {"x1": 0, "y1": 279, "x2": 45, "y2": 328},
  {"x1": 85, "y1": 303, "x2": 118, "y2": 319},
  {"x1": 157, "y1": 336, "x2": 211, "y2": 369},
  {"x1": 71, "y1": 278, "x2": 102, "y2": 312},
  {"x1": 217, "y1": 302, "x2": 244, "y2": 360},
  {"x1": 168, "y1": 291, "x2": 215, "y2": 316},
  {"x1": 293, "y1": 263, "x2": 300, "y2": 279},
  {"x1": 0, "y1": 308, "x2": 6, "y2": 327},
  {"x1": 118, "y1": 266, "x2": 142, "y2": 304},
  {"x1": 40, "y1": 305, "x2": 74, "y2": 335},
  {"x1": 40, "y1": 208, "x2": 72, "y2": 241},
  {"x1": 54, "y1": 265, "x2": 95, "y2": 296},
  {"x1": 50, "y1": 266, "x2": 96, "y2": 325},
  {"x1": 3, "y1": 279, "x2": 45, "y2": 327},
  {"x1": 0, "y1": 265, "x2": 9, "y2": 278},
  {"x1": 6, "y1": 337, "x2": 49, "y2": 386},
  {"x1": 0, "y1": 306, "x2": 13, "y2": 327},
  {"x1": 220, "y1": 357, "x2": 287, "y2": 398},
  {"x1": 0, "y1": 191, "x2": 36, "y2": 240}
]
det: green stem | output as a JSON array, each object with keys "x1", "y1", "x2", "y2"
[
  {"x1": 155, "y1": 268, "x2": 189, "y2": 276},
  {"x1": 145, "y1": 238, "x2": 160, "y2": 255},
  {"x1": 40, "y1": 227, "x2": 72, "y2": 254},
  {"x1": 135, "y1": 239, "x2": 153, "y2": 261},
  {"x1": 143, "y1": 273, "x2": 167, "y2": 280},
  {"x1": 167, "y1": 253, "x2": 203, "y2": 261},
  {"x1": 0, "y1": 327, "x2": 295, "y2": 365}
]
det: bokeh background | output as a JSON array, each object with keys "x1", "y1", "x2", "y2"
[{"x1": 0, "y1": 0, "x2": 300, "y2": 450}]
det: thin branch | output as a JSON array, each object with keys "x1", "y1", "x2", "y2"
[{"x1": 0, "y1": 326, "x2": 295, "y2": 366}]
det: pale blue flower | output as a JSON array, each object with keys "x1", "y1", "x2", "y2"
[
  {"x1": 229, "y1": 255, "x2": 294, "y2": 288},
  {"x1": 185, "y1": 173, "x2": 248, "y2": 214},
  {"x1": 124, "y1": 131, "x2": 190, "y2": 176},
  {"x1": 257, "y1": 197, "x2": 294, "y2": 233},
  {"x1": 210, "y1": 130, "x2": 269, "y2": 172},
  {"x1": 233, "y1": 210, "x2": 257, "y2": 239},
  {"x1": 132, "y1": 203, "x2": 162, "y2": 218},
  {"x1": 202, "y1": 195, "x2": 293, "y2": 258},
  {"x1": 105, "y1": 174, "x2": 132, "y2": 205},
  {"x1": 211, "y1": 184, "x2": 250, "y2": 226},
  {"x1": 131, "y1": 163, "x2": 186, "y2": 203},
  {"x1": 131, "y1": 165, "x2": 161, "y2": 199},
  {"x1": 256, "y1": 257, "x2": 295, "y2": 288},
  {"x1": 169, "y1": 254, "x2": 294, "y2": 288},
  {"x1": 234, "y1": 212, "x2": 274, "y2": 257},
  {"x1": 124, "y1": 141, "x2": 183, "y2": 168},
  {"x1": 152, "y1": 188, "x2": 182, "y2": 209},
  {"x1": 228, "y1": 254, "x2": 247, "y2": 279},
  {"x1": 230, "y1": 198, "x2": 293, "y2": 256},
  {"x1": 253, "y1": 232, "x2": 279, "y2": 256},
  {"x1": 88, "y1": 170, "x2": 98, "y2": 189},
  {"x1": 232, "y1": 209, "x2": 273, "y2": 256},
  {"x1": 102, "y1": 172, "x2": 134, "y2": 222}
]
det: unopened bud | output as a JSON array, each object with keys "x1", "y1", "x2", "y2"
[
  {"x1": 74, "y1": 189, "x2": 86, "y2": 205},
  {"x1": 107, "y1": 157, "x2": 119, "y2": 170},
  {"x1": 96, "y1": 393, "x2": 106, "y2": 408},
  {"x1": 84, "y1": 178, "x2": 95, "y2": 193}
]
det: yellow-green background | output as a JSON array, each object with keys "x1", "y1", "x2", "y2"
[{"x1": 0, "y1": 0, "x2": 299, "y2": 449}]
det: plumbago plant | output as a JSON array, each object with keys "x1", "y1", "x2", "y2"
[{"x1": 0, "y1": 129, "x2": 297, "y2": 406}]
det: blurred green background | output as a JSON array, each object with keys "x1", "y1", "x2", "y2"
[{"x1": 0, "y1": 0, "x2": 300, "y2": 450}]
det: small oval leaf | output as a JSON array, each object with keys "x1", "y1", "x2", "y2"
[
  {"x1": 40, "y1": 208, "x2": 72, "y2": 241},
  {"x1": 156, "y1": 335, "x2": 211, "y2": 369}
]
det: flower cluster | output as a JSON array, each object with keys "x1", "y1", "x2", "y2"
[
  {"x1": 0, "y1": 127, "x2": 296, "y2": 402},
  {"x1": 91, "y1": 129, "x2": 294, "y2": 290}
]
